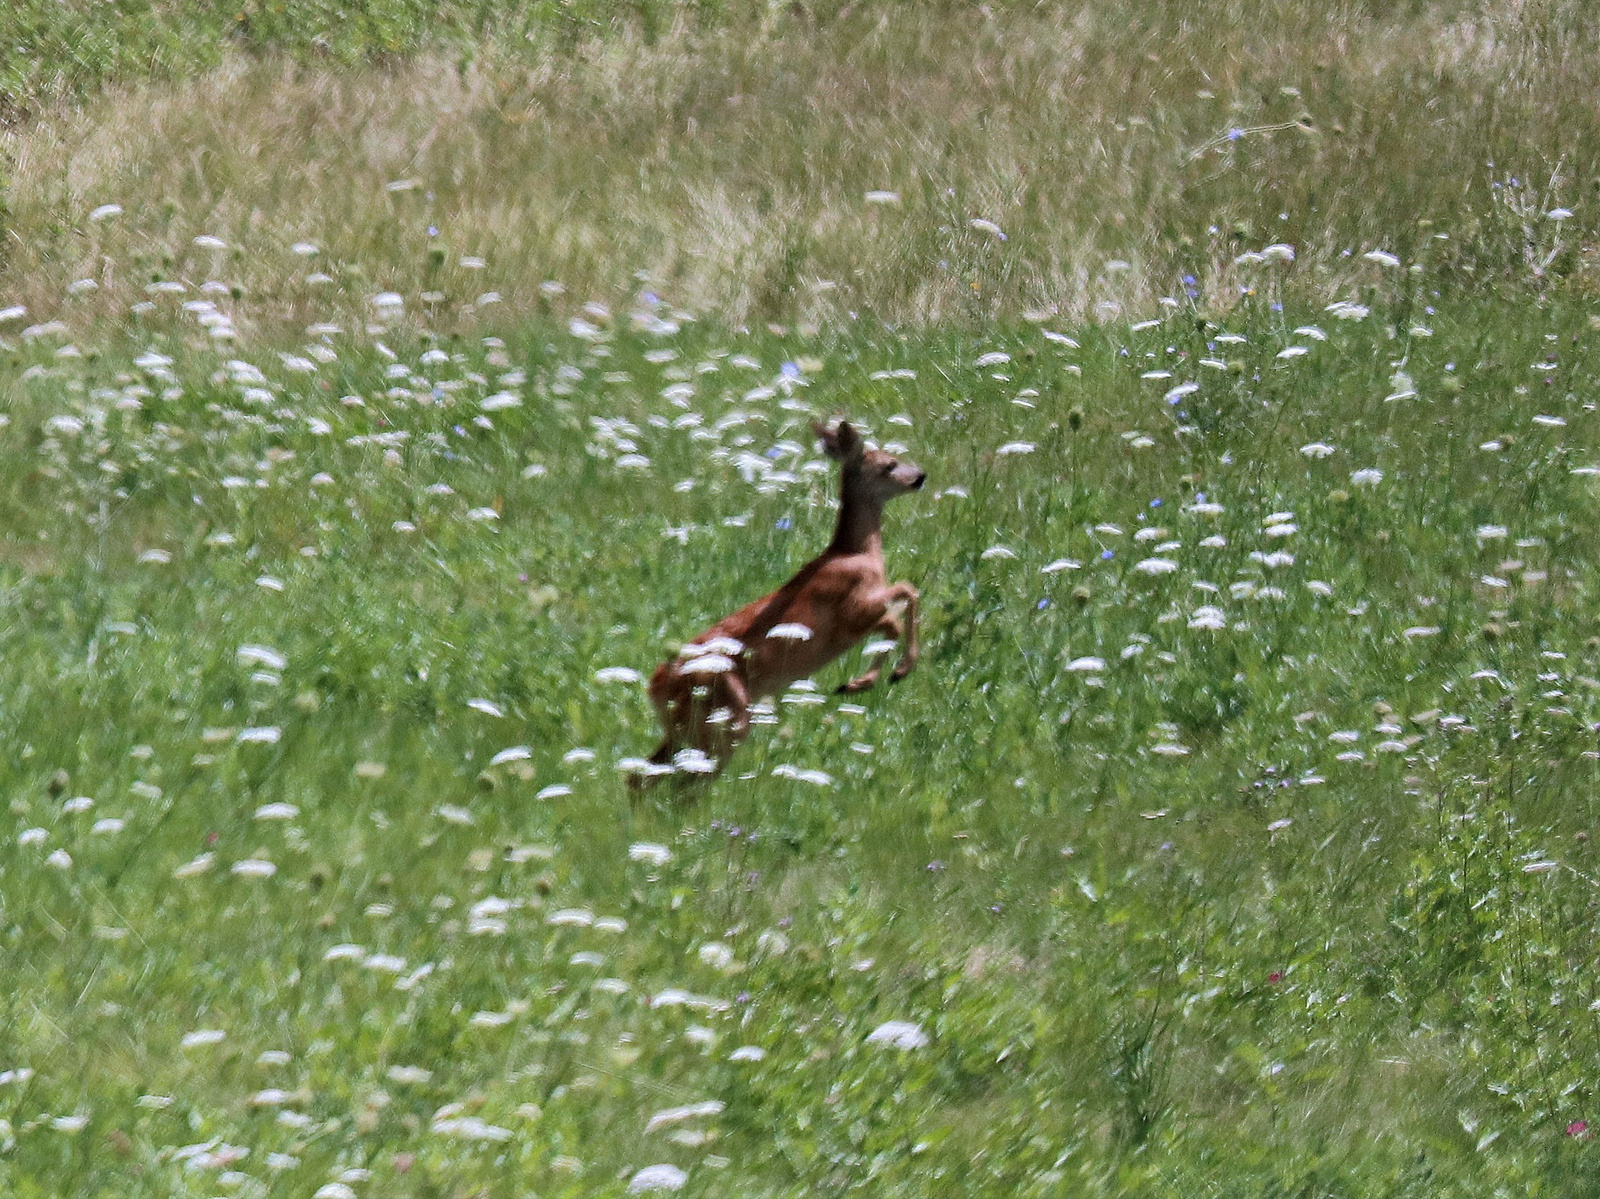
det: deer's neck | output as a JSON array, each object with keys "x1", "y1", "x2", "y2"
[{"x1": 828, "y1": 474, "x2": 884, "y2": 558}]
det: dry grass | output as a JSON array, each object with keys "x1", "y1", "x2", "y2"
[{"x1": 2, "y1": 0, "x2": 1598, "y2": 334}]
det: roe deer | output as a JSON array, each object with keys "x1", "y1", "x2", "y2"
[{"x1": 632, "y1": 419, "x2": 925, "y2": 789}]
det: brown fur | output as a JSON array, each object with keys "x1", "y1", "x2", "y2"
[{"x1": 633, "y1": 419, "x2": 925, "y2": 789}]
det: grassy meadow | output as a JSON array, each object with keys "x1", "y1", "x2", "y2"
[{"x1": 2, "y1": 2, "x2": 1600, "y2": 1196}]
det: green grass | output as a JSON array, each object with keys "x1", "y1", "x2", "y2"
[
  {"x1": 3, "y1": 1, "x2": 1600, "y2": 1194},
  {"x1": 0, "y1": 260, "x2": 1598, "y2": 1194},
  {"x1": 0, "y1": 0, "x2": 674, "y2": 116}
]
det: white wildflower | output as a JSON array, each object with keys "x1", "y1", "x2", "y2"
[
  {"x1": 1325, "y1": 300, "x2": 1369, "y2": 321},
  {"x1": 628, "y1": 1164, "x2": 689, "y2": 1193},
  {"x1": 236, "y1": 645, "x2": 286, "y2": 670},
  {"x1": 1249, "y1": 550, "x2": 1295, "y2": 569},
  {"x1": 866, "y1": 1020, "x2": 929, "y2": 1049},
  {"x1": 646, "y1": 1101, "x2": 724, "y2": 1133},
  {"x1": 173, "y1": 853, "x2": 214, "y2": 878},
  {"x1": 432, "y1": 1116, "x2": 513, "y2": 1142},
  {"x1": 548, "y1": 908, "x2": 595, "y2": 927},
  {"x1": 697, "y1": 943, "x2": 736, "y2": 971}
]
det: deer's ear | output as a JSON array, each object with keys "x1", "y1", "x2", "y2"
[
  {"x1": 816, "y1": 419, "x2": 863, "y2": 461},
  {"x1": 834, "y1": 420, "x2": 863, "y2": 459}
]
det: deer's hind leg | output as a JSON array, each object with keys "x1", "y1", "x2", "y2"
[
  {"x1": 692, "y1": 672, "x2": 751, "y2": 780},
  {"x1": 632, "y1": 666, "x2": 691, "y2": 795}
]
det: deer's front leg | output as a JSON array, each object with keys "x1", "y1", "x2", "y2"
[
  {"x1": 837, "y1": 582, "x2": 918, "y2": 693},
  {"x1": 887, "y1": 582, "x2": 920, "y2": 683}
]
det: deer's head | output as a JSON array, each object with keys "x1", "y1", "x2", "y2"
[{"x1": 815, "y1": 419, "x2": 926, "y2": 503}]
